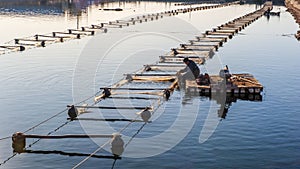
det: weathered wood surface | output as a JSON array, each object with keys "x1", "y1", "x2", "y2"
[
  {"x1": 285, "y1": 0, "x2": 300, "y2": 40},
  {"x1": 186, "y1": 74, "x2": 263, "y2": 94}
]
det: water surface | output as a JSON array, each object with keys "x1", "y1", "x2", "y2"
[{"x1": 0, "y1": 2, "x2": 299, "y2": 169}]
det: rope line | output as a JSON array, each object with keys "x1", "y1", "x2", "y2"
[
  {"x1": 26, "y1": 121, "x2": 71, "y2": 148},
  {"x1": 0, "y1": 136, "x2": 12, "y2": 141},
  {"x1": 72, "y1": 96, "x2": 163, "y2": 168},
  {"x1": 0, "y1": 153, "x2": 17, "y2": 166},
  {"x1": 72, "y1": 140, "x2": 111, "y2": 169},
  {"x1": 124, "y1": 123, "x2": 147, "y2": 148},
  {"x1": 111, "y1": 159, "x2": 117, "y2": 169},
  {"x1": 0, "y1": 92, "x2": 98, "y2": 166},
  {"x1": 72, "y1": 113, "x2": 140, "y2": 168},
  {"x1": 23, "y1": 108, "x2": 68, "y2": 134},
  {"x1": 76, "y1": 91, "x2": 101, "y2": 105}
]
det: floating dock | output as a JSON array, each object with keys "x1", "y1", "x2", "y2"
[
  {"x1": 161, "y1": 1, "x2": 272, "y2": 66},
  {"x1": 186, "y1": 73, "x2": 263, "y2": 95},
  {"x1": 285, "y1": 0, "x2": 300, "y2": 40}
]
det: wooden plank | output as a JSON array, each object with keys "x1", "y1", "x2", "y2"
[
  {"x1": 218, "y1": 26, "x2": 241, "y2": 32},
  {"x1": 173, "y1": 47, "x2": 214, "y2": 51},
  {"x1": 189, "y1": 41, "x2": 222, "y2": 47},
  {"x1": 214, "y1": 29, "x2": 237, "y2": 34},
  {"x1": 160, "y1": 55, "x2": 206, "y2": 59},
  {"x1": 205, "y1": 32, "x2": 233, "y2": 39},
  {"x1": 131, "y1": 76, "x2": 176, "y2": 82},
  {"x1": 100, "y1": 87, "x2": 167, "y2": 90},
  {"x1": 179, "y1": 44, "x2": 217, "y2": 50},
  {"x1": 145, "y1": 64, "x2": 185, "y2": 67},
  {"x1": 180, "y1": 44, "x2": 218, "y2": 50},
  {"x1": 195, "y1": 36, "x2": 227, "y2": 42},
  {"x1": 68, "y1": 29, "x2": 95, "y2": 35},
  {"x1": 126, "y1": 73, "x2": 175, "y2": 76},
  {"x1": 34, "y1": 35, "x2": 64, "y2": 42},
  {"x1": 159, "y1": 56, "x2": 205, "y2": 64},
  {"x1": 0, "y1": 45, "x2": 25, "y2": 51},
  {"x1": 72, "y1": 105, "x2": 149, "y2": 110},
  {"x1": 53, "y1": 32, "x2": 81, "y2": 39},
  {"x1": 206, "y1": 30, "x2": 234, "y2": 36}
]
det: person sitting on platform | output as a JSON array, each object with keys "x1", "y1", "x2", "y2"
[
  {"x1": 177, "y1": 57, "x2": 200, "y2": 87},
  {"x1": 196, "y1": 73, "x2": 210, "y2": 85}
]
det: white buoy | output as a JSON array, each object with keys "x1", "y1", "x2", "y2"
[
  {"x1": 136, "y1": 108, "x2": 152, "y2": 122},
  {"x1": 111, "y1": 133, "x2": 124, "y2": 156}
]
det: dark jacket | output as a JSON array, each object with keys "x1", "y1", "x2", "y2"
[{"x1": 181, "y1": 60, "x2": 200, "y2": 78}]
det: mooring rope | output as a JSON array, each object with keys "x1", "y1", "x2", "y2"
[
  {"x1": 0, "y1": 90, "x2": 102, "y2": 166},
  {"x1": 1, "y1": 91, "x2": 99, "y2": 142},
  {"x1": 111, "y1": 159, "x2": 117, "y2": 169},
  {"x1": 23, "y1": 108, "x2": 68, "y2": 134},
  {"x1": 76, "y1": 91, "x2": 101, "y2": 105},
  {"x1": 124, "y1": 122, "x2": 147, "y2": 148},
  {"x1": 21, "y1": 90, "x2": 101, "y2": 135},
  {"x1": 72, "y1": 113, "x2": 141, "y2": 169},
  {"x1": 0, "y1": 153, "x2": 17, "y2": 166},
  {"x1": 26, "y1": 121, "x2": 71, "y2": 148},
  {"x1": 0, "y1": 136, "x2": 12, "y2": 141},
  {"x1": 72, "y1": 95, "x2": 164, "y2": 168},
  {"x1": 71, "y1": 93, "x2": 160, "y2": 168},
  {"x1": 72, "y1": 140, "x2": 111, "y2": 169},
  {"x1": 0, "y1": 103, "x2": 72, "y2": 142}
]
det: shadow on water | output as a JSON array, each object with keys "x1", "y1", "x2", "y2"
[
  {"x1": 21, "y1": 149, "x2": 121, "y2": 169},
  {"x1": 9, "y1": 130, "x2": 125, "y2": 168}
]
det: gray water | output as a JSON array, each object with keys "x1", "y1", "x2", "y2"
[{"x1": 1, "y1": 1, "x2": 300, "y2": 169}]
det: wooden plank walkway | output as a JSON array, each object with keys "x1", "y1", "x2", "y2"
[
  {"x1": 285, "y1": 0, "x2": 300, "y2": 40},
  {"x1": 164, "y1": 1, "x2": 272, "y2": 65},
  {"x1": 0, "y1": 1, "x2": 240, "y2": 55}
]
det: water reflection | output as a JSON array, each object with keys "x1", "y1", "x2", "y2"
[
  {"x1": 22, "y1": 149, "x2": 121, "y2": 169},
  {"x1": 183, "y1": 92, "x2": 262, "y2": 119},
  {"x1": 0, "y1": 0, "x2": 105, "y2": 15}
]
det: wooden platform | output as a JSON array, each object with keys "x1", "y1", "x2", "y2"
[
  {"x1": 186, "y1": 73, "x2": 263, "y2": 94},
  {"x1": 285, "y1": 0, "x2": 300, "y2": 40}
]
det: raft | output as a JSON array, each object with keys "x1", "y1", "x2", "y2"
[{"x1": 186, "y1": 73, "x2": 263, "y2": 95}]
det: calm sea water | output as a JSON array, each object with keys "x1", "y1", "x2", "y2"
[{"x1": 0, "y1": 1, "x2": 300, "y2": 169}]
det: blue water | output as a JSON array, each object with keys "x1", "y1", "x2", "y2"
[{"x1": 1, "y1": 2, "x2": 300, "y2": 169}]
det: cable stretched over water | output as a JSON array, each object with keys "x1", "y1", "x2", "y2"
[
  {"x1": 23, "y1": 108, "x2": 68, "y2": 134},
  {"x1": 73, "y1": 76, "x2": 169, "y2": 167},
  {"x1": 0, "y1": 153, "x2": 17, "y2": 166},
  {"x1": 26, "y1": 121, "x2": 71, "y2": 148},
  {"x1": 72, "y1": 95, "x2": 164, "y2": 168},
  {"x1": 0, "y1": 91, "x2": 97, "y2": 141},
  {"x1": 72, "y1": 114, "x2": 141, "y2": 169},
  {"x1": 19, "y1": 91, "x2": 100, "y2": 136},
  {"x1": 21, "y1": 90, "x2": 101, "y2": 135},
  {"x1": 72, "y1": 140, "x2": 111, "y2": 169},
  {"x1": 0, "y1": 136, "x2": 11, "y2": 141},
  {"x1": 0, "y1": 91, "x2": 100, "y2": 166}
]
